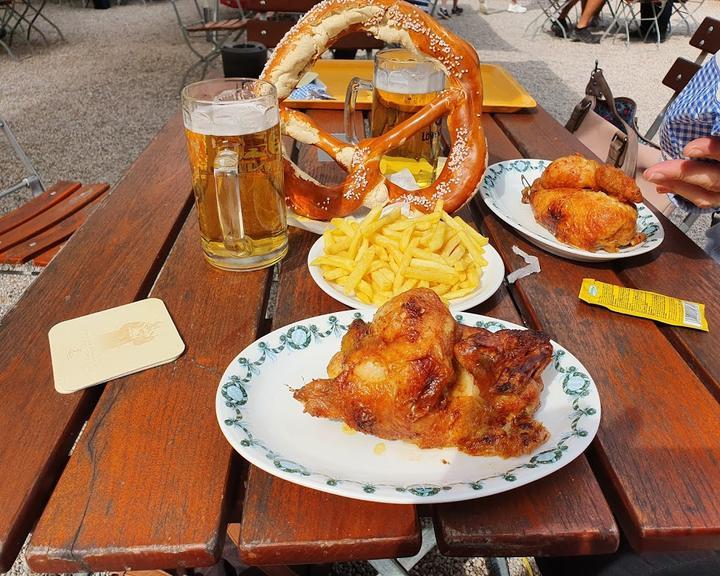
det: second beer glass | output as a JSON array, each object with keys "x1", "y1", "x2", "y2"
[
  {"x1": 345, "y1": 49, "x2": 445, "y2": 188},
  {"x1": 182, "y1": 78, "x2": 287, "y2": 271}
]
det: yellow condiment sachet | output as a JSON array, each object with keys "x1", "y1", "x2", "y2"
[{"x1": 578, "y1": 278, "x2": 708, "y2": 332}]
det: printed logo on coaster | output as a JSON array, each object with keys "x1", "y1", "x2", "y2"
[{"x1": 49, "y1": 298, "x2": 185, "y2": 394}]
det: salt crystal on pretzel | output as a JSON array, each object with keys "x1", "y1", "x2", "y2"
[{"x1": 261, "y1": 0, "x2": 487, "y2": 221}]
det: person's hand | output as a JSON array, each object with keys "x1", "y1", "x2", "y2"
[{"x1": 643, "y1": 136, "x2": 720, "y2": 209}]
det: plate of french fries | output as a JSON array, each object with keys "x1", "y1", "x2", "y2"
[{"x1": 308, "y1": 202, "x2": 505, "y2": 311}]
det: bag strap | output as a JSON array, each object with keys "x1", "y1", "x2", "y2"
[
  {"x1": 565, "y1": 95, "x2": 595, "y2": 133},
  {"x1": 586, "y1": 64, "x2": 638, "y2": 176}
]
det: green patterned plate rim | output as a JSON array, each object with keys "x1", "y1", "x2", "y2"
[
  {"x1": 215, "y1": 310, "x2": 602, "y2": 504},
  {"x1": 480, "y1": 159, "x2": 664, "y2": 262}
]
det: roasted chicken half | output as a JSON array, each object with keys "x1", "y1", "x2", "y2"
[
  {"x1": 294, "y1": 289, "x2": 553, "y2": 457},
  {"x1": 522, "y1": 154, "x2": 646, "y2": 252}
]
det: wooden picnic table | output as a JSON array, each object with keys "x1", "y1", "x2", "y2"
[{"x1": 0, "y1": 83, "x2": 718, "y2": 575}]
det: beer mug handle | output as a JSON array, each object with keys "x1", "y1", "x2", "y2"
[
  {"x1": 213, "y1": 147, "x2": 250, "y2": 253},
  {"x1": 344, "y1": 77, "x2": 373, "y2": 144}
]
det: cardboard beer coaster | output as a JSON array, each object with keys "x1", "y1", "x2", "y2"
[{"x1": 49, "y1": 298, "x2": 185, "y2": 394}]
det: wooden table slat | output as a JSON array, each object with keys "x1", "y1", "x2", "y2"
[
  {"x1": 434, "y1": 457, "x2": 619, "y2": 558},
  {"x1": 0, "y1": 114, "x2": 193, "y2": 572},
  {"x1": 25, "y1": 112, "x2": 271, "y2": 571},
  {"x1": 27, "y1": 206, "x2": 272, "y2": 573},
  {"x1": 482, "y1": 109, "x2": 720, "y2": 551},
  {"x1": 237, "y1": 110, "x2": 422, "y2": 566},
  {"x1": 494, "y1": 108, "x2": 720, "y2": 400},
  {"x1": 433, "y1": 116, "x2": 619, "y2": 558}
]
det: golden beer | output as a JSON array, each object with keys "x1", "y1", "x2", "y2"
[
  {"x1": 182, "y1": 79, "x2": 287, "y2": 271},
  {"x1": 370, "y1": 86, "x2": 442, "y2": 188},
  {"x1": 346, "y1": 49, "x2": 445, "y2": 189}
]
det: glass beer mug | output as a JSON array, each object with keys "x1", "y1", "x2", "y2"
[
  {"x1": 344, "y1": 48, "x2": 445, "y2": 188},
  {"x1": 181, "y1": 78, "x2": 288, "y2": 271}
]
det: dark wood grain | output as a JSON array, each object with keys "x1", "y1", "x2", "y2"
[
  {"x1": 0, "y1": 113, "x2": 193, "y2": 572},
  {"x1": 433, "y1": 117, "x2": 618, "y2": 559},
  {"x1": 485, "y1": 108, "x2": 720, "y2": 551},
  {"x1": 239, "y1": 468, "x2": 421, "y2": 566},
  {"x1": 661, "y1": 58, "x2": 700, "y2": 93},
  {"x1": 237, "y1": 110, "x2": 420, "y2": 567},
  {"x1": 186, "y1": 18, "x2": 247, "y2": 33},
  {"x1": 26, "y1": 207, "x2": 271, "y2": 573},
  {"x1": 435, "y1": 457, "x2": 619, "y2": 557}
]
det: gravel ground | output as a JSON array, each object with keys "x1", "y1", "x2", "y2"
[{"x1": 0, "y1": 1, "x2": 718, "y2": 574}]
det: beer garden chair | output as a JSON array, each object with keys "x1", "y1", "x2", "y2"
[
  {"x1": 597, "y1": 0, "x2": 673, "y2": 45},
  {"x1": 0, "y1": 113, "x2": 110, "y2": 266},
  {"x1": 169, "y1": 0, "x2": 248, "y2": 86},
  {"x1": 672, "y1": 0, "x2": 705, "y2": 35},
  {"x1": 171, "y1": 0, "x2": 384, "y2": 86},
  {"x1": 642, "y1": 16, "x2": 720, "y2": 231},
  {"x1": 14, "y1": 0, "x2": 65, "y2": 43},
  {"x1": 0, "y1": 0, "x2": 64, "y2": 49},
  {"x1": 524, "y1": 0, "x2": 572, "y2": 39},
  {"x1": 0, "y1": 0, "x2": 16, "y2": 58}
]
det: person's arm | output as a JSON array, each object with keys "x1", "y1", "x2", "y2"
[{"x1": 644, "y1": 136, "x2": 720, "y2": 209}]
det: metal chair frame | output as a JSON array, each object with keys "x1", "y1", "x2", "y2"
[
  {"x1": 170, "y1": 0, "x2": 247, "y2": 86},
  {"x1": 0, "y1": 0, "x2": 64, "y2": 55},
  {"x1": 672, "y1": 0, "x2": 705, "y2": 35},
  {"x1": 525, "y1": 0, "x2": 563, "y2": 38},
  {"x1": 19, "y1": 0, "x2": 65, "y2": 42},
  {"x1": 600, "y1": 0, "x2": 671, "y2": 45},
  {"x1": 0, "y1": 0, "x2": 17, "y2": 58},
  {"x1": 0, "y1": 114, "x2": 45, "y2": 200},
  {"x1": 524, "y1": 0, "x2": 581, "y2": 40}
]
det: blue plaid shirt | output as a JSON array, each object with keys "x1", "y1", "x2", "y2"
[{"x1": 659, "y1": 53, "x2": 720, "y2": 214}]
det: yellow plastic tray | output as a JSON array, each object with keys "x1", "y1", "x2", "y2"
[{"x1": 285, "y1": 59, "x2": 536, "y2": 113}]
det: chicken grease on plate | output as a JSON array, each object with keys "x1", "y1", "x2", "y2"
[
  {"x1": 521, "y1": 154, "x2": 646, "y2": 252},
  {"x1": 310, "y1": 201, "x2": 490, "y2": 307},
  {"x1": 293, "y1": 288, "x2": 553, "y2": 458}
]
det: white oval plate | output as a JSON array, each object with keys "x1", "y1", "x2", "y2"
[
  {"x1": 216, "y1": 310, "x2": 601, "y2": 504},
  {"x1": 480, "y1": 159, "x2": 664, "y2": 262},
  {"x1": 307, "y1": 236, "x2": 506, "y2": 313}
]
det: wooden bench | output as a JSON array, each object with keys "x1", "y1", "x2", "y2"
[
  {"x1": 183, "y1": 0, "x2": 383, "y2": 52},
  {"x1": 0, "y1": 181, "x2": 110, "y2": 267},
  {"x1": 186, "y1": 18, "x2": 248, "y2": 33}
]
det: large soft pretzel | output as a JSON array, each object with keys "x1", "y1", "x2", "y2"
[{"x1": 260, "y1": 0, "x2": 486, "y2": 221}]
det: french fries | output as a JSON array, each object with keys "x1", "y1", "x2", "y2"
[{"x1": 311, "y1": 201, "x2": 490, "y2": 307}]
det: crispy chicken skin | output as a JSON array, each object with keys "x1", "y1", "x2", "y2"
[
  {"x1": 295, "y1": 288, "x2": 458, "y2": 435},
  {"x1": 454, "y1": 326, "x2": 552, "y2": 455},
  {"x1": 537, "y1": 154, "x2": 642, "y2": 204},
  {"x1": 294, "y1": 289, "x2": 553, "y2": 457},
  {"x1": 523, "y1": 186, "x2": 645, "y2": 252},
  {"x1": 523, "y1": 154, "x2": 645, "y2": 252}
]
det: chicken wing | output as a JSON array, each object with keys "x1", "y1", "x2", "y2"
[{"x1": 294, "y1": 289, "x2": 553, "y2": 457}]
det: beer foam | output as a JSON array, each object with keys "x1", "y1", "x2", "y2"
[
  {"x1": 375, "y1": 66, "x2": 445, "y2": 95},
  {"x1": 184, "y1": 100, "x2": 279, "y2": 136}
]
